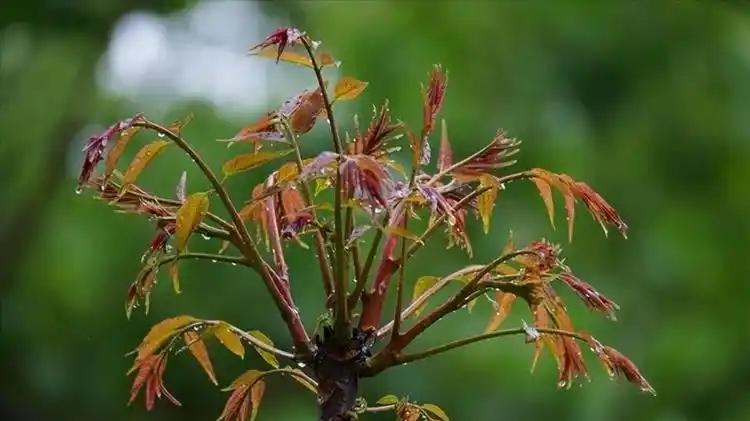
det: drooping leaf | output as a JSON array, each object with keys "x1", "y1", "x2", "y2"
[
  {"x1": 247, "y1": 330, "x2": 280, "y2": 368},
  {"x1": 252, "y1": 46, "x2": 337, "y2": 68},
  {"x1": 477, "y1": 175, "x2": 499, "y2": 234},
  {"x1": 531, "y1": 176, "x2": 555, "y2": 229},
  {"x1": 376, "y1": 394, "x2": 400, "y2": 405},
  {"x1": 120, "y1": 140, "x2": 171, "y2": 189},
  {"x1": 334, "y1": 77, "x2": 369, "y2": 101},
  {"x1": 383, "y1": 225, "x2": 423, "y2": 244},
  {"x1": 421, "y1": 403, "x2": 450, "y2": 421},
  {"x1": 249, "y1": 379, "x2": 266, "y2": 421},
  {"x1": 78, "y1": 113, "x2": 143, "y2": 187},
  {"x1": 486, "y1": 292, "x2": 516, "y2": 333},
  {"x1": 214, "y1": 322, "x2": 245, "y2": 359},
  {"x1": 287, "y1": 88, "x2": 326, "y2": 135},
  {"x1": 437, "y1": 119, "x2": 453, "y2": 173},
  {"x1": 175, "y1": 192, "x2": 210, "y2": 251},
  {"x1": 104, "y1": 126, "x2": 140, "y2": 180},
  {"x1": 134, "y1": 315, "x2": 197, "y2": 363},
  {"x1": 225, "y1": 369, "x2": 264, "y2": 391},
  {"x1": 411, "y1": 276, "x2": 439, "y2": 316},
  {"x1": 169, "y1": 260, "x2": 181, "y2": 294},
  {"x1": 289, "y1": 368, "x2": 318, "y2": 393},
  {"x1": 183, "y1": 331, "x2": 217, "y2": 385},
  {"x1": 222, "y1": 150, "x2": 293, "y2": 177}
]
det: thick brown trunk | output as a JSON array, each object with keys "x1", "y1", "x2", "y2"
[{"x1": 313, "y1": 328, "x2": 374, "y2": 421}]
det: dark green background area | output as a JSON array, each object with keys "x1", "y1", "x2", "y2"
[{"x1": 2, "y1": 1, "x2": 749, "y2": 420}]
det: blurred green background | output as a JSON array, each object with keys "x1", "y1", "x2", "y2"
[{"x1": 3, "y1": 1, "x2": 750, "y2": 420}]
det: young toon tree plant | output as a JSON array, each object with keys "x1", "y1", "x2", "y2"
[{"x1": 77, "y1": 27, "x2": 654, "y2": 421}]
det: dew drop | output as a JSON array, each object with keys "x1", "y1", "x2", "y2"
[
  {"x1": 211, "y1": 259, "x2": 218, "y2": 263},
  {"x1": 201, "y1": 234, "x2": 211, "y2": 240},
  {"x1": 157, "y1": 132, "x2": 165, "y2": 138},
  {"x1": 231, "y1": 262, "x2": 237, "y2": 267},
  {"x1": 297, "y1": 361, "x2": 307, "y2": 368},
  {"x1": 74, "y1": 186, "x2": 83, "y2": 194}
]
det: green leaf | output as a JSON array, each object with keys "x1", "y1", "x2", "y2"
[
  {"x1": 376, "y1": 394, "x2": 399, "y2": 405},
  {"x1": 411, "y1": 276, "x2": 439, "y2": 316},
  {"x1": 247, "y1": 330, "x2": 279, "y2": 368},
  {"x1": 421, "y1": 403, "x2": 450, "y2": 421}
]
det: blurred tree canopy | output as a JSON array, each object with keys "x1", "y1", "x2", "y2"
[{"x1": 2, "y1": 1, "x2": 750, "y2": 420}]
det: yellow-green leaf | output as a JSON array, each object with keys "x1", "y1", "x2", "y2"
[
  {"x1": 105, "y1": 126, "x2": 140, "y2": 179},
  {"x1": 383, "y1": 225, "x2": 423, "y2": 244},
  {"x1": 135, "y1": 315, "x2": 197, "y2": 362},
  {"x1": 478, "y1": 175, "x2": 499, "y2": 234},
  {"x1": 120, "y1": 140, "x2": 170, "y2": 188},
  {"x1": 314, "y1": 178, "x2": 332, "y2": 196},
  {"x1": 531, "y1": 176, "x2": 555, "y2": 230},
  {"x1": 247, "y1": 330, "x2": 279, "y2": 368},
  {"x1": 376, "y1": 394, "x2": 400, "y2": 405},
  {"x1": 289, "y1": 368, "x2": 318, "y2": 393},
  {"x1": 224, "y1": 369, "x2": 263, "y2": 391},
  {"x1": 251, "y1": 46, "x2": 338, "y2": 69},
  {"x1": 421, "y1": 403, "x2": 450, "y2": 421},
  {"x1": 222, "y1": 150, "x2": 293, "y2": 177},
  {"x1": 334, "y1": 77, "x2": 368, "y2": 101},
  {"x1": 169, "y1": 260, "x2": 181, "y2": 294},
  {"x1": 175, "y1": 192, "x2": 210, "y2": 251},
  {"x1": 214, "y1": 322, "x2": 245, "y2": 359},
  {"x1": 184, "y1": 331, "x2": 217, "y2": 385},
  {"x1": 411, "y1": 276, "x2": 439, "y2": 316}
]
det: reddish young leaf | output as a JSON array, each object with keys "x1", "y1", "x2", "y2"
[
  {"x1": 78, "y1": 113, "x2": 142, "y2": 188},
  {"x1": 354, "y1": 101, "x2": 401, "y2": 156},
  {"x1": 559, "y1": 272, "x2": 619, "y2": 320},
  {"x1": 453, "y1": 132, "x2": 520, "y2": 180},
  {"x1": 437, "y1": 119, "x2": 453, "y2": 173},
  {"x1": 249, "y1": 27, "x2": 304, "y2": 63},
  {"x1": 422, "y1": 64, "x2": 447, "y2": 140}
]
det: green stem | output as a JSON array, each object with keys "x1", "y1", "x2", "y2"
[
  {"x1": 279, "y1": 118, "x2": 335, "y2": 300},
  {"x1": 301, "y1": 36, "x2": 349, "y2": 341},
  {"x1": 394, "y1": 327, "x2": 586, "y2": 366}
]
